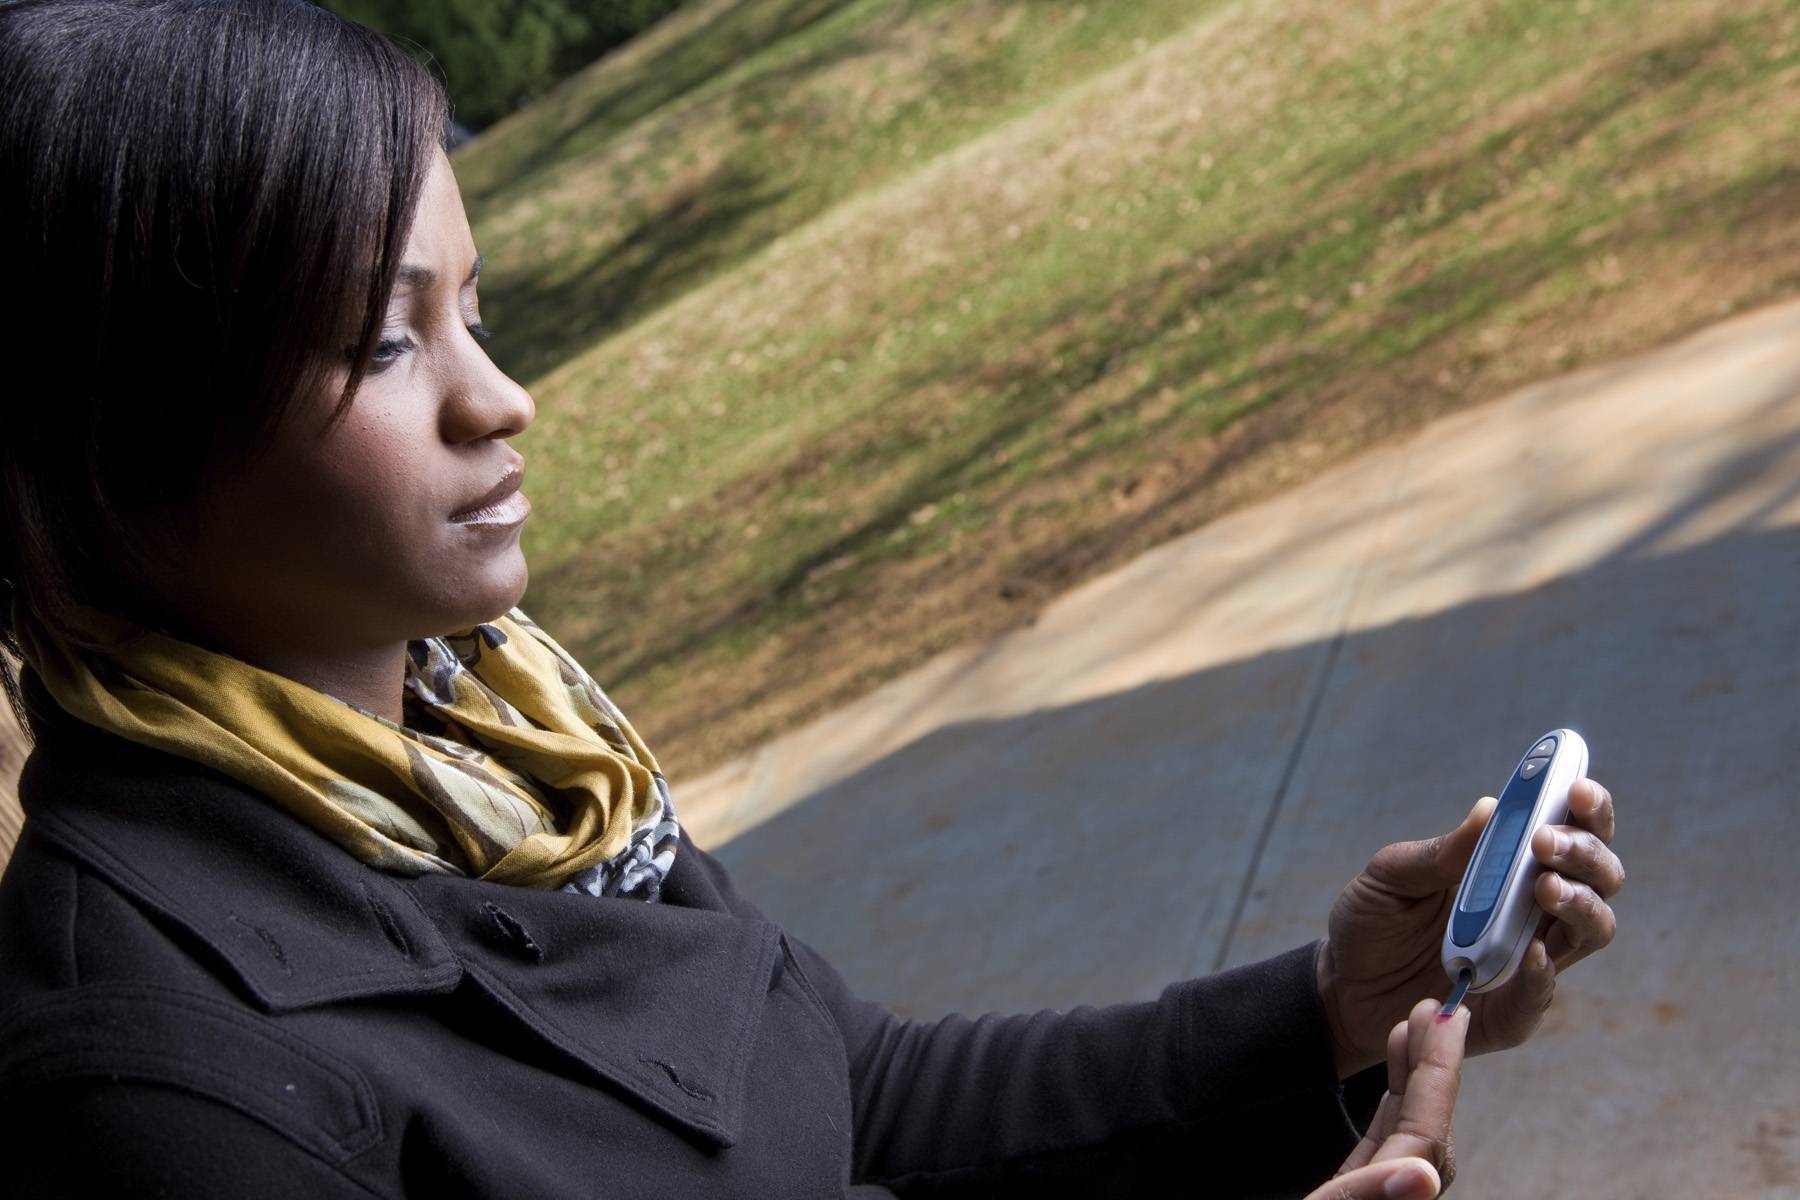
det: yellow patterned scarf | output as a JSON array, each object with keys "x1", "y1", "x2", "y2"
[{"x1": 11, "y1": 600, "x2": 680, "y2": 898}]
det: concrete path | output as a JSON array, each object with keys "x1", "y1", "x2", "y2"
[{"x1": 682, "y1": 299, "x2": 1800, "y2": 1198}]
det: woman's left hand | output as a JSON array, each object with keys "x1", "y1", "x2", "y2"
[{"x1": 1314, "y1": 778, "x2": 1624, "y2": 1078}]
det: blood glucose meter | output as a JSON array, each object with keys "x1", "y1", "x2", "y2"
[{"x1": 1440, "y1": 728, "x2": 1589, "y2": 1008}]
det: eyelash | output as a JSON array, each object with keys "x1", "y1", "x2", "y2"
[{"x1": 356, "y1": 322, "x2": 496, "y2": 371}]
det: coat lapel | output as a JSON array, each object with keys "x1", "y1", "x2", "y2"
[
  {"x1": 17, "y1": 693, "x2": 785, "y2": 1149},
  {"x1": 409, "y1": 868, "x2": 783, "y2": 1149},
  {"x1": 17, "y1": 712, "x2": 464, "y2": 1009}
]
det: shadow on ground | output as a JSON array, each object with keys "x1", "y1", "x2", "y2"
[{"x1": 712, "y1": 523, "x2": 1800, "y2": 1022}]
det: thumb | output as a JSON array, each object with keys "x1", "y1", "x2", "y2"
[
  {"x1": 1367, "y1": 796, "x2": 1498, "y2": 898},
  {"x1": 1310, "y1": 1157, "x2": 1442, "y2": 1200}
]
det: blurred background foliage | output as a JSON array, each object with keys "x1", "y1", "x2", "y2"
[{"x1": 320, "y1": 0, "x2": 690, "y2": 132}]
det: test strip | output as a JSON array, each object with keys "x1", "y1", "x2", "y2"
[{"x1": 1438, "y1": 967, "x2": 1473, "y2": 1023}]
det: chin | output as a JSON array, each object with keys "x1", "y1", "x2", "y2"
[{"x1": 434, "y1": 554, "x2": 530, "y2": 635}]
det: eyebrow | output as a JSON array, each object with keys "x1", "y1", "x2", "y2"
[{"x1": 395, "y1": 254, "x2": 483, "y2": 291}]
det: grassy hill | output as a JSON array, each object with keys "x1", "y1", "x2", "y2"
[{"x1": 452, "y1": 0, "x2": 1800, "y2": 780}]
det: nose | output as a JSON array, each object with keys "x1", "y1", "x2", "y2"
[{"x1": 442, "y1": 331, "x2": 535, "y2": 444}]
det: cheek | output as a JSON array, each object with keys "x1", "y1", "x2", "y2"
[
  {"x1": 246, "y1": 435, "x2": 436, "y2": 566},
  {"x1": 316, "y1": 425, "x2": 431, "y2": 527}
]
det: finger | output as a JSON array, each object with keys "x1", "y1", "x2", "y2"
[
  {"x1": 1530, "y1": 824, "x2": 1625, "y2": 899},
  {"x1": 1405, "y1": 997, "x2": 1438, "y2": 1075},
  {"x1": 1366, "y1": 796, "x2": 1499, "y2": 898},
  {"x1": 1533, "y1": 871, "x2": 1618, "y2": 960},
  {"x1": 1342, "y1": 1007, "x2": 1438, "y2": 1178},
  {"x1": 1475, "y1": 937, "x2": 1556, "y2": 1050},
  {"x1": 1544, "y1": 911, "x2": 1610, "y2": 972},
  {"x1": 1338, "y1": 1091, "x2": 1398, "y2": 1173},
  {"x1": 1373, "y1": 1003, "x2": 1469, "y2": 1179},
  {"x1": 1387, "y1": 1018, "x2": 1411, "y2": 1096},
  {"x1": 1360, "y1": 1014, "x2": 1425, "y2": 1167},
  {"x1": 1311, "y1": 1157, "x2": 1442, "y2": 1200},
  {"x1": 1566, "y1": 778, "x2": 1615, "y2": 844}
]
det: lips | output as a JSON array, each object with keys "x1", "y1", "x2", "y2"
[{"x1": 450, "y1": 460, "x2": 525, "y2": 521}]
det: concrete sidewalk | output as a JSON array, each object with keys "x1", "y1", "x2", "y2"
[{"x1": 682, "y1": 300, "x2": 1800, "y2": 1198}]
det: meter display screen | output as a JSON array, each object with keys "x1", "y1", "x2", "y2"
[
  {"x1": 1450, "y1": 755, "x2": 1551, "y2": 946},
  {"x1": 1460, "y1": 804, "x2": 1531, "y2": 912}
]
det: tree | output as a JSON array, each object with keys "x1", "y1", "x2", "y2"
[{"x1": 322, "y1": 0, "x2": 686, "y2": 132}]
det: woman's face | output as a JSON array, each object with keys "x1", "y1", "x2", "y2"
[{"x1": 147, "y1": 145, "x2": 537, "y2": 664}]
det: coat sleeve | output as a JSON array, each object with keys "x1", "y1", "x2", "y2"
[{"x1": 685, "y1": 839, "x2": 1386, "y2": 1199}]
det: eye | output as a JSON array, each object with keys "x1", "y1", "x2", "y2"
[
  {"x1": 370, "y1": 335, "x2": 414, "y2": 368},
  {"x1": 340, "y1": 324, "x2": 494, "y2": 372},
  {"x1": 339, "y1": 333, "x2": 412, "y2": 371}
]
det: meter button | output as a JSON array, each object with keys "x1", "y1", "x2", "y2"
[
  {"x1": 1519, "y1": 758, "x2": 1549, "y2": 780},
  {"x1": 1529, "y1": 737, "x2": 1558, "y2": 758}
]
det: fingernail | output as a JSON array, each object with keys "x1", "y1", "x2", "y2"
[
  {"x1": 1553, "y1": 830, "x2": 1571, "y2": 856},
  {"x1": 1557, "y1": 875, "x2": 1573, "y2": 902},
  {"x1": 1384, "y1": 1160, "x2": 1441, "y2": 1200}
]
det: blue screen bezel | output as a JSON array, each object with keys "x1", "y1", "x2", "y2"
[{"x1": 1450, "y1": 752, "x2": 1552, "y2": 946}]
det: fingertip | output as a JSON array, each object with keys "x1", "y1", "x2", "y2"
[
  {"x1": 1387, "y1": 1018, "x2": 1411, "y2": 1095},
  {"x1": 1584, "y1": 780, "x2": 1627, "y2": 834},
  {"x1": 1431, "y1": 999, "x2": 1472, "y2": 1044},
  {"x1": 1407, "y1": 996, "x2": 1454, "y2": 1068},
  {"x1": 1335, "y1": 1158, "x2": 1444, "y2": 1200},
  {"x1": 1382, "y1": 1158, "x2": 1442, "y2": 1200},
  {"x1": 1530, "y1": 936, "x2": 1555, "y2": 978},
  {"x1": 1434, "y1": 799, "x2": 1499, "y2": 880},
  {"x1": 1535, "y1": 867, "x2": 1570, "y2": 908},
  {"x1": 1507, "y1": 938, "x2": 1556, "y2": 1011}
]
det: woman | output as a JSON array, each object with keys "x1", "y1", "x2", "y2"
[{"x1": 0, "y1": 2, "x2": 1625, "y2": 1196}]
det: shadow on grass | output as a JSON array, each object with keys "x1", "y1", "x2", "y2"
[
  {"x1": 461, "y1": 0, "x2": 874, "y2": 216},
  {"x1": 529, "y1": 136, "x2": 1800, "y2": 719},
  {"x1": 754, "y1": 77, "x2": 1800, "y2": 607},
  {"x1": 531, "y1": 378, "x2": 1055, "y2": 691},
  {"x1": 515, "y1": 0, "x2": 1800, "y2": 766},
  {"x1": 478, "y1": 0, "x2": 1749, "y2": 394},
  {"x1": 483, "y1": 159, "x2": 793, "y2": 385}
]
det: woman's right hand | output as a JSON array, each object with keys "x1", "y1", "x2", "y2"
[{"x1": 1304, "y1": 997, "x2": 1471, "y2": 1200}]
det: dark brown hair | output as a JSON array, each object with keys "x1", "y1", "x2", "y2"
[{"x1": 0, "y1": 0, "x2": 451, "y2": 738}]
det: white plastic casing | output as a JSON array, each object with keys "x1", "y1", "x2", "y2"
[{"x1": 1441, "y1": 729, "x2": 1589, "y2": 995}]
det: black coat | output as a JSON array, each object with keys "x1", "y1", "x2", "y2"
[{"x1": 0, "y1": 675, "x2": 1384, "y2": 1198}]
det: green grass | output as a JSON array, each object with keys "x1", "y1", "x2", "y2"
[{"x1": 450, "y1": 0, "x2": 1800, "y2": 774}]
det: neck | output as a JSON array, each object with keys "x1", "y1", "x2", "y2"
[
  {"x1": 115, "y1": 577, "x2": 415, "y2": 724},
  {"x1": 262, "y1": 642, "x2": 410, "y2": 725},
  {"x1": 147, "y1": 607, "x2": 410, "y2": 724}
]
